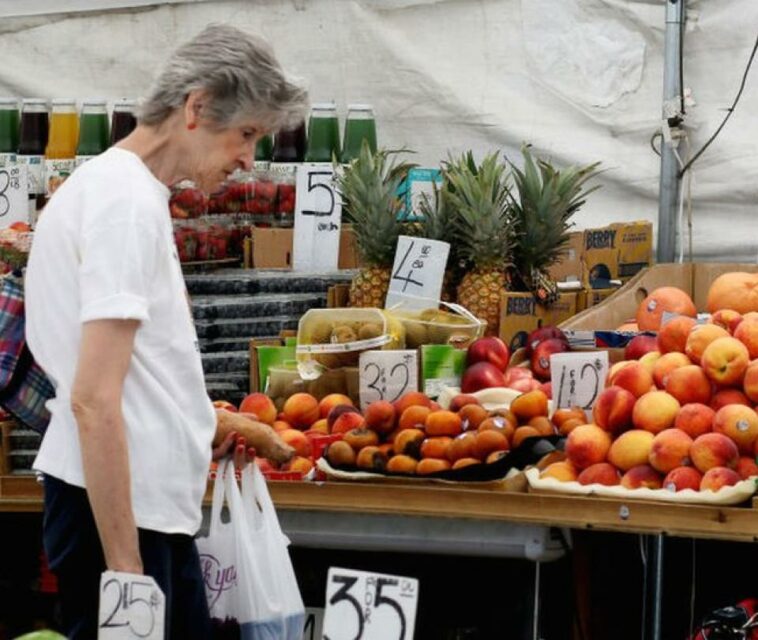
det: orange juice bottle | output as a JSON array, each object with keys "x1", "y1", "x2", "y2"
[{"x1": 45, "y1": 98, "x2": 78, "y2": 196}]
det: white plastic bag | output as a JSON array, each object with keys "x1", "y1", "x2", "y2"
[{"x1": 196, "y1": 459, "x2": 305, "y2": 639}]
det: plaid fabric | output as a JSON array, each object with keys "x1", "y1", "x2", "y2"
[{"x1": 0, "y1": 272, "x2": 54, "y2": 433}]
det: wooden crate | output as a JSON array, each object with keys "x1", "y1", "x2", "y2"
[{"x1": 0, "y1": 420, "x2": 16, "y2": 475}]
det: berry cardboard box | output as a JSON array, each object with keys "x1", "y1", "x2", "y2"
[{"x1": 250, "y1": 224, "x2": 362, "y2": 269}]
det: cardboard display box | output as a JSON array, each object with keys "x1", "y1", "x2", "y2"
[
  {"x1": 499, "y1": 291, "x2": 579, "y2": 352},
  {"x1": 582, "y1": 220, "x2": 653, "y2": 288},
  {"x1": 548, "y1": 231, "x2": 584, "y2": 284},
  {"x1": 251, "y1": 224, "x2": 362, "y2": 270}
]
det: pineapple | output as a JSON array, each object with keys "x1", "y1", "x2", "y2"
[
  {"x1": 509, "y1": 146, "x2": 601, "y2": 303},
  {"x1": 338, "y1": 141, "x2": 415, "y2": 308},
  {"x1": 416, "y1": 182, "x2": 459, "y2": 302},
  {"x1": 444, "y1": 151, "x2": 514, "y2": 335}
]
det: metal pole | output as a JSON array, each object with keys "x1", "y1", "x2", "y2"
[
  {"x1": 644, "y1": 534, "x2": 665, "y2": 640},
  {"x1": 657, "y1": 0, "x2": 685, "y2": 263}
]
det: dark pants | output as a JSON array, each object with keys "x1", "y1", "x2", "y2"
[{"x1": 43, "y1": 474, "x2": 211, "y2": 640}]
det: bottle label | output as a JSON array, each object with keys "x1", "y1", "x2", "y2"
[
  {"x1": 0, "y1": 152, "x2": 16, "y2": 169},
  {"x1": 269, "y1": 162, "x2": 299, "y2": 176},
  {"x1": 75, "y1": 155, "x2": 95, "y2": 168},
  {"x1": 45, "y1": 158, "x2": 75, "y2": 196},
  {"x1": 17, "y1": 155, "x2": 44, "y2": 195}
]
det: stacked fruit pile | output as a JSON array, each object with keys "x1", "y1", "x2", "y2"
[{"x1": 540, "y1": 283, "x2": 758, "y2": 495}]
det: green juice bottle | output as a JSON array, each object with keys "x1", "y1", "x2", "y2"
[
  {"x1": 341, "y1": 103, "x2": 377, "y2": 163},
  {"x1": 76, "y1": 99, "x2": 110, "y2": 167},
  {"x1": 0, "y1": 98, "x2": 19, "y2": 168},
  {"x1": 304, "y1": 103, "x2": 340, "y2": 163}
]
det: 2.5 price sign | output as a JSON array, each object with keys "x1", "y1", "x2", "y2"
[
  {"x1": 359, "y1": 350, "x2": 418, "y2": 409},
  {"x1": 98, "y1": 571, "x2": 165, "y2": 639},
  {"x1": 385, "y1": 235, "x2": 449, "y2": 310},
  {"x1": 322, "y1": 567, "x2": 419, "y2": 640},
  {"x1": 550, "y1": 351, "x2": 609, "y2": 417}
]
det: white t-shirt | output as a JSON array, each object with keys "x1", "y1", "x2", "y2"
[{"x1": 25, "y1": 147, "x2": 216, "y2": 536}]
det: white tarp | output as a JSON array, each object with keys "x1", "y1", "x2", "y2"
[{"x1": 0, "y1": 0, "x2": 756, "y2": 262}]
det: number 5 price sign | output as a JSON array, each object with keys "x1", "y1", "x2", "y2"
[
  {"x1": 323, "y1": 567, "x2": 419, "y2": 640},
  {"x1": 359, "y1": 350, "x2": 418, "y2": 410},
  {"x1": 550, "y1": 351, "x2": 609, "y2": 418},
  {"x1": 98, "y1": 571, "x2": 165, "y2": 639}
]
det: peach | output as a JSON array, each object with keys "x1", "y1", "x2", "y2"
[
  {"x1": 607, "y1": 429, "x2": 655, "y2": 471},
  {"x1": 343, "y1": 427, "x2": 380, "y2": 452},
  {"x1": 326, "y1": 404, "x2": 362, "y2": 431},
  {"x1": 356, "y1": 445, "x2": 388, "y2": 472},
  {"x1": 386, "y1": 454, "x2": 418, "y2": 474},
  {"x1": 448, "y1": 394, "x2": 481, "y2": 412},
  {"x1": 674, "y1": 403, "x2": 715, "y2": 439},
  {"x1": 398, "y1": 405, "x2": 431, "y2": 432},
  {"x1": 425, "y1": 410, "x2": 463, "y2": 437},
  {"x1": 458, "y1": 404, "x2": 488, "y2": 431},
  {"x1": 701, "y1": 337, "x2": 750, "y2": 387},
  {"x1": 272, "y1": 420, "x2": 291, "y2": 433},
  {"x1": 565, "y1": 424, "x2": 612, "y2": 469},
  {"x1": 443, "y1": 433, "x2": 475, "y2": 462},
  {"x1": 283, "y1": 456, "x2": 314, "y2": 475},
  {"x1": 558, "y1": 418, "x2": 586, "y2": 436},
  {"x1": 685, "y1": 324, "x2": 730, "y2": 364},
  {"x1": 648, "y1": 429, "x2": 693, "y2": 474},
  {"x1": 330, "y1": 411, "x2": 366, "y2": 435},
  {"x1": 213, "y1": 400, "x2": 238, "y2": 413},
  {"x1": 710, "y1": 309, "x2": 743, "y2": 334},
  {"x1": 239, "y1": 392, "x2": 277, "y2": 425},
  {"x1": 510, "y1": 390, "x2": 549, "y2": 422},
  {"x1": 512, "y1": 426, "x2": 540, "y2": 449},
  {"x1": 577, "y1": 462, "x2": 620, "y2": 486},
  {"x1": 592, "y1": 386, "x2": 636, "y2": 434},
  {"x1": 700, "y1": 466, "x2": 741, "y2": 492},
  {"x1": 309, "y1": 419, "x2": 329, "y2": 435},
  {"x1": 664, "y1": 365, "x2": 713, "y2": 406},
  {"x1": 734, "y1": 319, "x2": 758, "y2": 359},
  {"x1": 528, "y1": 416, "x2": 556, "y2": 436},
  {"x1": 736, "y1": 456, "x2": 758, "y2": 479},
  {"x1": 551, "y1": 407, "x2": 586, "y2": 429},
  {"x1": 486, "y1": 450, "x2": 508, "y2": 464},
  {"x1": 713, "y1": 404, "x2": 758, "y2": 454},
  {"x1": 690, "y1": 432, "x2": 739, "y2": 472},
  {"x1": 657, "y1": 315, "x2": 697, "y2": 354},
  {"x1": 632, "y1": 391, "x2": 681, "y2": 434},
  {"x1": 394, "y1": 428, "x2": 425, "y2": 458},
  {"x1": 663, "y1": 466, "x2": 703, "y2": 492},
  {"x1": 621, "y1": 464, "x2": 663, "y2": 490},
  {"x1": 743, "y1": 361, "x2": 758, "y2": 403},
  {"x1": 393, "y1": 391, "x2": 432, "y2": 415},
  {"x1": 416, "y1": 458, "x2": 451, "y2": 475},
  {"x1": 608, "y1": 361, "x2": 654, "y2": 399},
  {"x1": 477, "y1": 416, "x2": 515, "y2": 442},
  {"x1": 282, "y1": 393, "x2": 320, "y2": 429},
  {"x1": 364, "y1": 400, "x2": 396, "y2": 435},
  {"x1": 420, "y1": 436, "x2": 454, "y2": 460},
  {"x1": 325, "y1": 440, "x2": 357, "y2": 467},
  {"x1": 452, "y1": 457, "x2": 481, "y2": 470},
  {"x1": 279, "y1": 428, "x2": 313, "y2": 458},
  {"x1": 473, "y1": 429, "x2": 510, "y2": 460},
  {"x1": 540, "y1": 461, "x2": 578, "y2": 482},
  {"x1": 652, "y1": 352, "x2": 691, "y2": 389},
  {"x1": 639, "y1": 351, "x2": 662, "y2": 376},
  {"x1": 318, "y1": 393, "x2": 354, "y2": 419},
  {"x1": 711, "y1": 389, "x2": 752, "y2": 411}
]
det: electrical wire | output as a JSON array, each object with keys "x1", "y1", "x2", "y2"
[
  {"x1": 678, "y1": 33, "x2": 758, "y2": 178},
  {"x1": 679, "y1": 2, "x2": 686, "y2": 118}
]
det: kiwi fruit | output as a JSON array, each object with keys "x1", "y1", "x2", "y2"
[
  {"x1": 403, "y1": 321, "x2": 429, "y2": 348},
  {"x1": 358, "y1": 322, "x2": 384, "y2": 341},
  {"x1": 331, "y1": 325, "x2": 358, "y2": 344},
  {"x1": 309, "y1": 320, "x2": 334, "y2": 345}
]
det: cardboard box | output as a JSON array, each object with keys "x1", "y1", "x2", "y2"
[
  {"x1": 582, "y1": 287, "x2": 621, "y2": 311},
  {"x1": 499, "y1": 291, "x2": 579, "y2": 352},
  {"x1": 548, "y1": 231, "x2": 584, "y2": 284},
  {"x1": 252, "y1": 225, "x2": 362, "y2": 269},
  {"x1": 582, "y1": 221, "x2": 653, "y2": 287}
]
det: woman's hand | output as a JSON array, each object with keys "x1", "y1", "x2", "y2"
[
  {"x1": 214, "y1": 409, "x2": 295, "y2": 464},
  {"x1": 212, "y1": 430, "x2": 257, "y2": 470}
]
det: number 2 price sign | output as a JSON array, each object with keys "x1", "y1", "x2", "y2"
[
  {"x1": 98, "y1": 571, "x2": 165, "y2": 639},
  {"x1": 550, "y1": 351, "x2": 609, "y2": 417},
  {"x1": 385, "y1": 235, "x2": 449, "y2": 310},
  {"x1": 359, "y1": 350, "x2": 418, "y2": 409},
  {"x1": 292, "y1": 163, "x2": 342, "y2": 272},
  {"x1": 323, "y1": 567, "x2": 419, "y2": 640},
  {"x1": 0, "y1": 163, "x2": 28, "y2": 226}
]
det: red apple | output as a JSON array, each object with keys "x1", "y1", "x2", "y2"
[
  {"x1": 461, "y1": 362, "x2": 507, "y2": 393},
  {"x1": 526, "y1": 326, "x2": 568, "y2": 355},
  {"x1": 503, "y1": 367, "x2": 533, "y2": 386},
  {"x1": 531, "y1": 338, "x2": 570, "y2": 381},
  {"x1": 539, "y1": 381, "x2": 553, "y2": 399},
  {"x1": 466, "y1": 336, "x2": 511, "y2": 372},
  {"x1": 624, "y1": 335, "x2": 658, "y2": 361}
]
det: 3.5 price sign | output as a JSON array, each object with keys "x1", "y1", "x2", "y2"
[
  {"x1": 322, "y1": 567, "x2": 418, "y2": 640},
  {"x1": 359, "y1": 350, "x2": 418, "y2": 409},
  {"x1": 293, "y1": 163, "x2": 342, "y2": 272},
  {"x1": 0, "y1": 163, "x2": 28, "y2": 226},
  {"x1": 385, "y1": 235, "x2": 449, "y2": 310},
  {"x1": 550, "y1": 351, "x2": 609, "y2": 417},
  {"x1": 98, "y1": 571, "x2": 165, "y2": 639}
]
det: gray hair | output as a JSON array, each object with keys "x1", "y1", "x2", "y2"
[{"x1": 138, "y1": 24, "x2": 309, "y2": 132}]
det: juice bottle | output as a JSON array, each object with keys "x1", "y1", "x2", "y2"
[
  {"x1": 45, "y1": 99, "x2": 78, "y2": 196},
  {"x1": 304, "y1": 104, "x2": 340, "y2": 163},
  {"x1": 341, "y1": 104, "x2": 377, "y2": 163},
  {"x1": 17, "y1": 98, "x2": 49, "y2": 221},
  {"x1": 272, "y1": 121, "x2": 306, "y2": 163},
  {"x1": 0, "y1": 98, "x2": 19, "y2": 168},
  {"x1": 255, "y1": 134, "x2": 273, "y2": 162},
  {"x1": 75, "y1": 99, "x2": 110, "y2": 167},
  {"x1": 110, "y1": 98, "x2": 137, "y2": 145}
]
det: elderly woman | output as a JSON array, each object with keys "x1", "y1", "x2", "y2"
[{"x1": 24, "y1": 24, "x2": 308, "y2": 639}]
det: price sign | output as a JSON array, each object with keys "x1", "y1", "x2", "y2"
[
  {"x1": 385, "y1": 235, "x2": 449, "y2": 310},
  {"x1": 0, "y1": 163, "x2": 29, "y2": 226},
  {"x1": 322, "y1": 567, "x2": 418, "y2": 640},
  {"x1": 359, "y1": 350, "x2": 418, "y2": 409},
  {"x1": 550, "y1": 351, "x2": 609, "y2": 417},
  {"x1": 292, "y1": 163, "x2": 342, "y2": 272},
  {"x1": 98, "y1": 571, "x2": 165, "y2": 639}
]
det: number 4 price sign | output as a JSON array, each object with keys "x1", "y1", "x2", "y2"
[
  {"x1": 385, "y1": 236, "x2": 450, "y2": 311},
  {"x1": 98, "y1": 571, "x2": 165, "y2": 639},
  {"x1": 550, "y1": 351, "x2": 609, "y2": 418},
  {"x1": 322, "y1": 567, "x2": 419, "y2": 640}
]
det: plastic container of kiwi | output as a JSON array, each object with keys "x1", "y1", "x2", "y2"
[
  {"x1": 295, "y1": 308, "x2": 406, "y2": 380},
  {"x1": 389, "y1": 302, "x2": 485, "y2": 349}
]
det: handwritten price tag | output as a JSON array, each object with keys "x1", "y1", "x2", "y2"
[
  {"x1": 323, "y1": 567, "x2": 418, "y2": 640},
  {"x1": 98, "y1": 571, "x2": 165, "y2": 639},
  {"x1": 359, "y1": 350, "x2": 418, "y2": 409},
  {"x1": 292, "y1": 163, "x2": 342, "y2": 272},
  {"x1": 550, "y1": 351, "x2": 609, "y2": 417},
  {"x1": 0, "y1": 163, "x2": 29, "y2": 227},
  {"x1": 385, "y1": 235, "x2": 449, "y2": 310}
]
